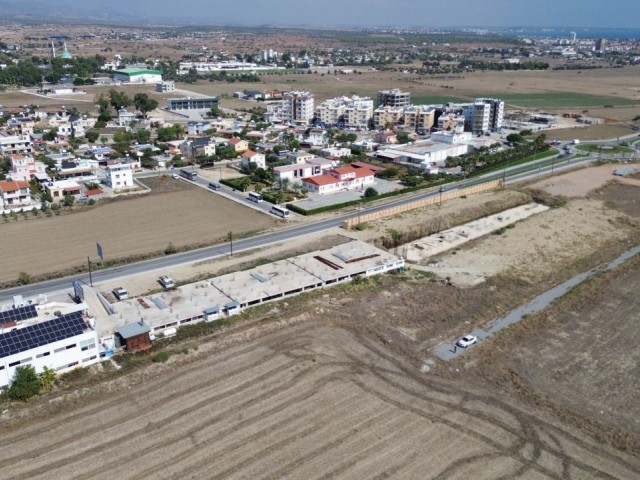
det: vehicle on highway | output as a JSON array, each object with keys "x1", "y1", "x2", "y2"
[
  {"x1": 248, "y1": 192, "x2": 263, "y2": 203},
  {"x1": 456, "y1": 334, "x2": 478, "y2": 348},
  {"x1": 113, "y1": 287, "x2": 129, "y2": 300},
  {"x1": 180, "y1": 168, "x2": 198, "y2": 180},
  {"x1": 172, "y1": 173, "x2": 179, "y2": 179},
  {"x1": 208, "y1": 182, "x2": 222, "y2": 191},
  {"x1": 271, "y1": 204, "x2": 290, "y2": 218}
]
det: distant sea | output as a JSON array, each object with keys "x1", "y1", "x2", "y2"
[{"x1": 498, "y1": 27, "x2": 640, "y2": 40}]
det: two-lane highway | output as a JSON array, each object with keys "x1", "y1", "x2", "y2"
[{"x1": 0, "y1": 150, "x2": 604, "y2": 304}]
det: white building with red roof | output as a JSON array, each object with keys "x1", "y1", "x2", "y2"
[
  {"x1": 0, "y1": 179, "x2": 32, "y2": 209},
  {"x1": 301, "y1": 165, "x2": 375, "y2": 195}
]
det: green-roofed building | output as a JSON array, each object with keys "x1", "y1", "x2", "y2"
[{"x1": 113, "y1": 68, "x2": 163, "y2": 84}]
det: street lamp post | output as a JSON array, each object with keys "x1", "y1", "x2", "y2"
[{"x1": 439, "y1": 186, "x2": 444, "y2": 206}]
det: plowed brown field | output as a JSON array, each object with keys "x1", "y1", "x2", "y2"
[
  {"x1": 1, "y1": 324, "x2": 638, "y2": 479},
  {"x1": 0, "y1": 179, "x2": 275, "y2": 283}
]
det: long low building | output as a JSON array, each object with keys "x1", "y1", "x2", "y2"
[
  {"x1": 98, "y1": 240, "x2": 404, "y2": 340},
  {"x1": 167, "y1": 97, "x2": 219, "y2": 111}
]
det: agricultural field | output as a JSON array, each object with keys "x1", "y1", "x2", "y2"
[
  {"x1": 1, "y1": 323, "x2": 638, "y2": 479},
  {"x1": 0, "y1": 176, "x2": 275, "y2": 284}
]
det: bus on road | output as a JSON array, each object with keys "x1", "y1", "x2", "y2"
[
  {"x1": 180, "y1": 168, "x2": 198, "y2": 180},
  {"x1": 248, "y1": 192, "x2": 263, "y2": 203},
  {"x1": 271, "y1": 205, "x2": 290, "y2": 218}
]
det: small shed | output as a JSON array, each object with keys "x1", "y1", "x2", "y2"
[
  {"x1": 203, "y1": 305, "x2": 220, "y2": 322},
  {"x1": 225, "y1": 300, "x2": 241, "y2": 316},
  {"x1": 116, "y1": 322, "x2": 152, "y2": 351}
]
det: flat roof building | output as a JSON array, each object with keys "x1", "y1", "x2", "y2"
[
  {"x1": 113, "y1": 68, "x2": 163, "y2": 84},
  {"x1": 167, "y1": 97, "x2": 219, "y2": 112}
]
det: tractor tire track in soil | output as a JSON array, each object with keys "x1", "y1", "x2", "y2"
[{"x1": 1, "y1": 324, "x2": 638, "y2": 480}]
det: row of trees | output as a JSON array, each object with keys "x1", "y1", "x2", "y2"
[
  {"x1": 446, "y1": 135, "x2": 549, "y2": 174},
  {"x1": 95, "y1": 89, "x2": 159, "y2": 122}
]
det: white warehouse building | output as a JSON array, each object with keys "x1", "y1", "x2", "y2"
[{"x1": 0, "y1": 308, "x2": 99, "y2": 389}]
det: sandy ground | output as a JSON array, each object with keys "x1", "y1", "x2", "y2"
[
  {"x1": 1, "y1": 323, "x2": 638, "y2": 480},
  {"x1": 528, "y1": 164, "x2": 640, "y2": 197}
]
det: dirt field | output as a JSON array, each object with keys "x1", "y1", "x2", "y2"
[
  {"x1": 0, "y1": 176, "x2": 275, "y2": 283},
  {"x1": 1, "y1": 323, "x2": 638, "y2": 480},
  {"x1": 470, "y1": 252, "x2": 640, "y2": 446}
]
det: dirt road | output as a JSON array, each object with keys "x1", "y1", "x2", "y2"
[{"x1": 1, "y1": 324, "x2": 637, "y2": 479}]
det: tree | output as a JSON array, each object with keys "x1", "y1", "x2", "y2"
[
  {"x1": 133, "y1": 93, "x2": 159, "y2": 117},
  {"x1": 506, "y1": 133, "x2": 524, "y2": 144},
  {"x1": 363, "y1": 187, "x2": 379, "y2": 198},
  {"x1": 108, "y1": 89, "x2": 132, "y2": 112},
  {"x1": 43, "y1": 128, "x2": 58, "y2": 142},
  {"x1": 136, "y1": 129, "x2": 151, "y2": 144},
  {"x1": 396, "y1": 131, "x2": 411, "y2": 144},
  {"x1": 85, "y1": 130, "x2": 100, "y2": 143},
  {"x1": 63, "y1": 195, "x2": 75, "y2": 207},
  {"x1": 8, "y1": 365, "x2": 41, "y2": 401}
]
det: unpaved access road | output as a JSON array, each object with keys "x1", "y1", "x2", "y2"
[{"x1": 1, "y1": 324, "x2": 638, "y2": 480}]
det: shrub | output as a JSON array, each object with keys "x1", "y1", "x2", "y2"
[
  {"x1": 363, "y1": 187, "x2": 379, "y2": 199},
  {"x1": 152, "y1": 351, "x2": 170, "y2": 363},
  {"x1": 165, "y1": 242, "x2": 177, "y2": 255},
  {"x1": 8, "y1": 365, "x2": 41, "y2": 401},
  {"x1": 18, "y1": 271, "x2": 32, "y2": 285}
]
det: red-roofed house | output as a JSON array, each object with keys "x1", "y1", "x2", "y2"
[
  {"x1": 228, "y1": 137, "x2": 249, "y2": 153},
  {"x1": 301, "y1": 166, "x2": 375, "y2": 195},
  {"x1": 241, "y1": 150, "x2": 266, "y2": 169},
  {"x1": 0, "y1": 180, "x2": 32, "y2": 208},
  {"x1": 351, "y1": 161, "x2": 387, "y2": 175}
]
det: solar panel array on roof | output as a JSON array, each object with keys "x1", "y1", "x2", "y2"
[
  {"x1": 0, "y1": 304, "x2": 38, "y2": 324},
  {"x1": 0, "y1": 311, "x2": 86, "y2": 359}
]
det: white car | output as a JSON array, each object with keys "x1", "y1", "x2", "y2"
[{"x1": 456, "y1": 334, "x2": 478, "y2": 348}]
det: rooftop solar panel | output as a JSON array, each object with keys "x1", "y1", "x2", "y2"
[
  {"x1": 0, "y1": 311, "x2": 87, "y2": 359},
  {"x1": 0, "y1": 304, "x2": 38, "y2": 324}
]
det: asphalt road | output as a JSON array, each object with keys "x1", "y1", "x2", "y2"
[{"x1": 0, "y1": 148, "x2": 612, "y2": 305}]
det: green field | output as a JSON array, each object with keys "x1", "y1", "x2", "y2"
[
  {"x1": 412, "y1": 95, "x2": 471, "y2": 105},
  {"x1": 498, "y1": 92, "x2": 638, "y2": 108}
]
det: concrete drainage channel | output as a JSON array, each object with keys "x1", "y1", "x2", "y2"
[{"x1": 433, "y1": 243, "x2": 640, "y2": 362}]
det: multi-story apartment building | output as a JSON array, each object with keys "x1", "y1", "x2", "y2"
[
  {"x1": 314, "y1": 95, "x2": 374, "y2": 129},
  {"x1": 105, "y1": 163, "x2": 134, "y2": 190},
  {"x1": 373, "y1": 106, "x2": 405, "y2": 129},
  {"x1": 282, "y1": 91, "x2": 314, "y2": 125},
  {"x1": 377, "y1": 89, "x2": 411, "y2": 108},
  {"x1": 463, "y1": 98, "x2": 504, "y2": 134},
  {"x1": 402, "y1": 105, "x2": 436, "y2": 133}
]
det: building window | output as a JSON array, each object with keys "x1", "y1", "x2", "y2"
[
  {"x1": 36, "y1": 352, "x2": 51, "y2": 358},
  {"x1": 66, "y1": 344, "x2": 76, "y2": 350},
  {"x1": 9, "y1": 361, "x2": 20, "y2": 367}
]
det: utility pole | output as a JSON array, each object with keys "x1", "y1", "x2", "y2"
[
  {"x1": 439, "y1": 186, "x2": 444, "y2": 206},
  {"x1": 228, "y1": 231, "x2": 233, "y2": 256},
  {"x1": 87, "y1": 257, "x2": 93, "y2": 287}
]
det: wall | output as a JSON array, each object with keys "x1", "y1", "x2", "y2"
[{"x1": 342, "y1": 180, "x2": 503, "y2": 229}]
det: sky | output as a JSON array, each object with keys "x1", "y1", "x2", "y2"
[{"x1": 7, "y1": 0, "x2": 640, "y2": 29}]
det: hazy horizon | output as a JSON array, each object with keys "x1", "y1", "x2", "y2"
[{"x1": 2, "y1": 0, "x2": 640, "y2": 30}]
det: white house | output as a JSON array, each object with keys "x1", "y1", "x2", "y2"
[
  {"x1": 0, "y1": 309, "x2": 100, "y2": 389},
  {"x1": 0, "y1": 180, "x2": 32, "y2": 209},
  {"x1": 241, "y1": 150, "x2": 266, "y2": 170},
  {"x1": 319, "y1": 147, "x2": 352, "y2": 158},
  {"x1": 273, "y1": 163, "x2": 323, "y2": 182},
  {"x1": 285, "y1": 151, "x2": 315, "y2": 164},
  {"x1": 0, "y1": 133, "x2": 33, "y2": 156},
  {"x1": 105, "y1": 163, "x2": 134, "y2": 190},
  {"x1": 9, "y1": 154, "x2": 46, "y2": 182},
  {"x1": 301, "y1": 166, "x2": 375, "y2": 195}
]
